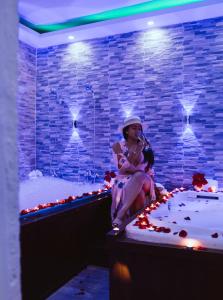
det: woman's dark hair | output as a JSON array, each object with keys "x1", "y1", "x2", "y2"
[
  {"x1": 142, "y1": 136, "x2": 155, "y2": 167},
  {"x1": 143, "y1": 147, "x2": 155, "y2": 167},
  {"x1": 122, "y1": 125, "x2": 129, "y2": 140}
]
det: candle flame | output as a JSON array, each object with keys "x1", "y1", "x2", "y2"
[{"x1": 180, "y1": 238, "x2": 202, "y2": 249}]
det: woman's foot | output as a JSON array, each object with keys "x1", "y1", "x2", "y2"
[{"x1": 112, "y1": 217, "x2": 122, "y2": 228}]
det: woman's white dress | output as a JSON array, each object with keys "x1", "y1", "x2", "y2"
[{"x1": 111, "y1": 140, "x2": 156, "y2": 221}]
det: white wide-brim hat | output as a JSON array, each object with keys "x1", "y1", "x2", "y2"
[{"x1": 119, "y1": 116, "x2": 147, "y2": 133}]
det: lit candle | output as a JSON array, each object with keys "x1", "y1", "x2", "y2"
[
  {"x1": 180, "y1": 238, "x2": 201, "y2": 250},
  {"x1": 148, "y1": 226, "x2": 154, "y2": 231},
  {"x1": 138, "y1": 213, "x2": 145, "y2": 219},
  {"x1": 113, "y1": 227, "x2": 120, "y2": 232}
]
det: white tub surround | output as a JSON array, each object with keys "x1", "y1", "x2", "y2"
[
  {"x1": 19, "y1": 176, "x2": 104, "y2": 210},
  {"x1": 126, "y1": 190, "x2": 223, "y2": 250}
]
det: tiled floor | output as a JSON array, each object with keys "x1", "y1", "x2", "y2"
[{"x1": 47, "y1": 265, "x2": 109, "y2": 300}]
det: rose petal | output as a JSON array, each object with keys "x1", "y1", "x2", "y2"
[
  {"x1": 211, "y1": 233, "x2": 218, "y2": 238},
  {"x1": 179, "y1": 230, "x2": 187, "y2": 238}
]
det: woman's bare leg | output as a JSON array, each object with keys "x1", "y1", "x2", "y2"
[
  {"x1": 129, "y1": 190, "x2": 145, "y2": 215},
  {"x1": 113, "y1": 172, "x2": 151, "y2": 225},
  {"x1": 142, "y1": 179, "x2": 150, "y2": 193},
  {"x1": 129, "y1": 178, "x2": 152, "y2": 215}
]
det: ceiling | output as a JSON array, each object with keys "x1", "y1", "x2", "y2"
[
  {"x1": 18, "y1": 0, "x2": 223, "y2": 48},
  {"x1": 19, "y1": 0, "x2": 154, "y2": 24}
]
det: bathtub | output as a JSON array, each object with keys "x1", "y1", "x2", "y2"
[
  {"x1": 19, "y1": 176, "x2": 104, "y2": 212},
  {"x1": 20, "y1": 176, "x2": 112, "y2": 300},
  {"x1": 126, "y1": 190, "x2": 223, "y2": 250},
  {"x1": 108, "y1": 189, "x2": 223, "y2": 300}
]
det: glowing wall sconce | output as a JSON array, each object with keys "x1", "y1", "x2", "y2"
[
  {"x1": 72, "y1": 120, "x2": 77, "y2": 129},
  {"x1": 182, "y1": 112, "x2": 195, "y2": 138},
  {"x1": 71, "y1": 119, "x2": 79, "y2": 141},
  {"x1": 185, "y1": 114, "x2": 191, "y2": 125}
]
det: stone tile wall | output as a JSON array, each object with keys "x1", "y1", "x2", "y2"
[
  {"x1": 19, "y1": 16, "x2": 223, "y2": 188},
  {"x1": 17, "y1": 41, "x2": 36, "y2": 179}
]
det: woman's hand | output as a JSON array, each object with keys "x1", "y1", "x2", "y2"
[
  {"x1": 137, "y1": 138, "x2": 145, "y2": 152},
  {"x1": 128, "y1": 141, "x2": 145, "y2": 166}
]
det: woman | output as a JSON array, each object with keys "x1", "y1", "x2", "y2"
[{"x1": 111, "y1": 116, "x2": 156, "y2": 227}]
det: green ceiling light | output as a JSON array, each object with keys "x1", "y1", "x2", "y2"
[{"x1": 20, "y1": 0, "x2": 205, "y2": 34}]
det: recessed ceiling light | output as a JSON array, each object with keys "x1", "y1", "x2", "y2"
[
  {"x1": 68, "y1": 35, "x2": 75, "y2": 40},
  {"x1": 147, "y1": 21, "x2": 154, "y2": 26}
]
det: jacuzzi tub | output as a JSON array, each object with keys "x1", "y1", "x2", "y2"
[
  {"x1": 126, "y1": 190, "x2": 223, "y2": 250},
  {"x1": 20, "y1": 176, "x2": 112, "y2": 300},
  {"x1": 108, "y1": 189, "x2": 223, "y2": 300},
  {"x1": 19, "y1": 176, "x2": 103, "y2": 211}
]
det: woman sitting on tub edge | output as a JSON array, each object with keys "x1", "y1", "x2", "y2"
[{"x1": 111, "y1": 116, "x2": 156, "y2": 227}]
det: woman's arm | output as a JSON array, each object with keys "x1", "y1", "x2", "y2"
[
  {"x1": 127, "y1": 142, "x2": 145, "y2": 166},
  {"x1": 112, "y1": 142, "x2": 144, "y2": 173},
  {"x1": 112, "y1": 142, "x2": 127, "y2": 170}
]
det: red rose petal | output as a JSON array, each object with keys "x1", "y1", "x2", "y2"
[
  {"x1": 179, "y1": 230, "x2": 187, "y2": 238},
  {"x1": 110, "y1": 171, "x2": 116, "y2": 178},
  {"x1": 104, "y1": 175, "x2": 111, "y2": 182},
  {"x1": 139, "y1": 225, "x2": 148, "y2": 229},
  {"x1": 197, "y1": 246, "x2": 207, "y2": 251},
  {"x1": 163, "y1": 228, "x2": 171, "y2": 233},
  {"x1": 211, "y1": 233, "x2": 218, "y2": 238}
]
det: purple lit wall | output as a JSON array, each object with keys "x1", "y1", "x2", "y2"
[{"x1": 18, "y1": 16, "x2": 223, "y2": 189}]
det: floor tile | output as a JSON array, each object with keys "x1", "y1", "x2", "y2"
[{"x1": 47, "y1": 265, "x2": 109, "y2": 300}]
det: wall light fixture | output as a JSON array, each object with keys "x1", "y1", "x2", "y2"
[{"x1": 73, "y1": 120, "x2": 77, "y2": 129}]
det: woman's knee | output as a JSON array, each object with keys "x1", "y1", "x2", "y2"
[
  {"x1": 142, "y1": 177, "x2": 151, "y2": 193},
  {"x1": 130, "y1": 190, "x2": 146, "y2": 213}
]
